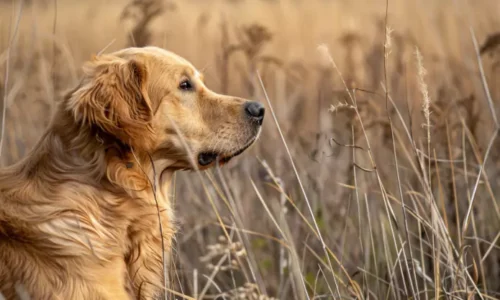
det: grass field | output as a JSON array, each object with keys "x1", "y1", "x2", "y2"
[{"x1": 1, "y1": 0, "x2": 500, "y2": 299}]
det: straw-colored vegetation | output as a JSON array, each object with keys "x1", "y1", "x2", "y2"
[{"x1": 1, "y1": 0, "x2": 500, "y2": 299}]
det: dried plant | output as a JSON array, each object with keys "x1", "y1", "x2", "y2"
[
  {"x1": 480, "y1": 32, "x2": 500, "y2": 56},
  {"x1": 2, "y1": 0, "x2": 500, "y2": 299},
  {"x1": 212, "y1": 283, "x2": 277, "y2": 300},
  {"x1": 121, "y1": 0, "x2": 175, "y2": 47},
  {"x1": 217, "y1": 22, "x2": 282, "y2": 95}
]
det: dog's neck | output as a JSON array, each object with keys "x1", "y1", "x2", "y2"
[
  {"x1": 147, "y1": 159, "x2": 176, "y2": 205},
  {"x1": 16, "y1": 108, "x2": 177, "y2": 200}
]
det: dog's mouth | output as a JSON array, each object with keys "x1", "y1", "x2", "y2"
[{"x1": 197, "y1": 140, "x2": 255, "y2": 167}]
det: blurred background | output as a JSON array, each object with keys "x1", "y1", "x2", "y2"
[{"x1": 1, "y1": 0, "x2": 500, "y2": 299}]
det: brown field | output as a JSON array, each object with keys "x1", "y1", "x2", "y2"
[{"x1": 1, "y1": 0, "x2": 500, "y2": 299}]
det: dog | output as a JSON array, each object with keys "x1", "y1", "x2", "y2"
[{"x1": 0, "y1": 46, "x2": 264, "y2": 299}]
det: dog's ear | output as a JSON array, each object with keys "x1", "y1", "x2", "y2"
[{"x1": 68, "y1": 55, "x2": 155, "y2": 150}]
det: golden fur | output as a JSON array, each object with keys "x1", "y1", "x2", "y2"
[{"x1": 0, "y1": 46, "x2": 264, "y2": 299}]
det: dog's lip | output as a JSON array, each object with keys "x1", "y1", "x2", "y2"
[{"x1": 197, "y1": 139, "x2": 256, "y2": 167}]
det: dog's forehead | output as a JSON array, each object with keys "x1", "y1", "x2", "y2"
[
  {"x1": 113, "y1": 46, "x2": 199, "y2": 75},
  {"x1": 151, "y1": 53, "x2": 203, "y2": 80},
  {"x1": 147, "y1": 48, "x2": 191, "y2": 66}
]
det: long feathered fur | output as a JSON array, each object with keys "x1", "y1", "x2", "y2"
[{"x1": 0, "y1": 53, "x2": 173, "y2": 300}]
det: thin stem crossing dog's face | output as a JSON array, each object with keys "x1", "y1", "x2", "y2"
[{"x1": 67, "y1": 46, "x2": 264, "y2": 171}]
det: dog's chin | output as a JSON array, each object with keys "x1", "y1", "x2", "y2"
[{"x1": 197, "y1": 138, "x2": 257, "y2": 169}]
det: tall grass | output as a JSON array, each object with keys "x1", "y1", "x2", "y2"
[{"x1": 1, "y1": 0, "x2": 500, "y2": 299}]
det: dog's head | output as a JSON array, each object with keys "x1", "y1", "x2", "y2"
[{"x1": 67, "y1": 46, "x2": 264, "y2": 170}]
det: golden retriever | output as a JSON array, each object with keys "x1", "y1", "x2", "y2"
[{"x1": 0, "y1": 46, "x2": 264, "y2": 299}]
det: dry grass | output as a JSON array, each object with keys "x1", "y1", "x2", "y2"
[{"x1": 2, "y1": 0, "x2": 500, "y2": 299}]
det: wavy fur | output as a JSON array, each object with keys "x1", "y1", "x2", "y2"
[{"x1": 0, "y1": 46, "x2": 263, "y2": 299}]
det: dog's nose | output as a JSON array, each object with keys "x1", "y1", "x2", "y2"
[{"x1": 244, "y1": 101, "x2": 265, "y2": 125}]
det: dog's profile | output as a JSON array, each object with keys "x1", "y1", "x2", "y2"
[{"x1": 0, "y1": 46, "x2": 264, "y2": 299}]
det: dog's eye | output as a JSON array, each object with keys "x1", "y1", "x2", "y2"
[{"x1": 179, "y1": 79, "x2": 194, "y2": 91}]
